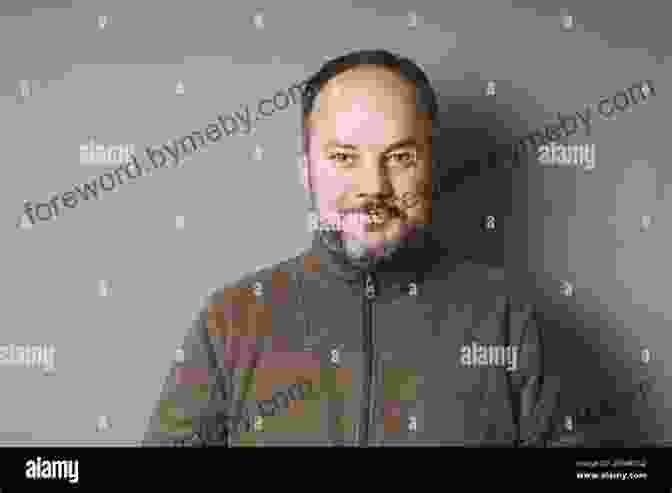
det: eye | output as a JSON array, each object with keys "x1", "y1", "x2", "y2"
[
  {"x1": 328, "y1": 153, "x2": 355, "y2": 166},
  {"x1": 387, "y1": 151, "x2": 416, "y2": 167}
]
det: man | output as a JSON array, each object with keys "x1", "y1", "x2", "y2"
[{"x1": 143, "y1": 49, "x2": 558, "y2": 447}]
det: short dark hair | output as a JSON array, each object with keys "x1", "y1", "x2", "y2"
[{"x1": 300, "y1": 49, "x2": 439, "y2": 155}]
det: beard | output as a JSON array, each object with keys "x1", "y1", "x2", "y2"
[{"x1": 315, "y1": 204, "x2": 429, "y2": 271}]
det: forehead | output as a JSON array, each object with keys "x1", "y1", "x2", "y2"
[{"x1": 309, "y1": 67, "x2": 431, "y2": 145}]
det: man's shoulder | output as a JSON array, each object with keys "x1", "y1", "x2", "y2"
[
  {"x1": 236, "y1": 252, "x2": 305, "y2": 289},
  {"x1": 433, "y1": 255, "x2": 506, "y2": 286},
  {"x1": 198, "y1": 251, "x2": 305, "y2": 309},
  {"x1": 436, "y1": 256, "x2": 536, "y2": 306}
]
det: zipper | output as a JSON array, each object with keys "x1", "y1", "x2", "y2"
[{"x1": 358, "y1": 271, "x2": 376, "y2": 446}]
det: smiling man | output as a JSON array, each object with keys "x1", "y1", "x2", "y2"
[{"x1": 143, "y1": 49, "x2": 558, "y2": 447}]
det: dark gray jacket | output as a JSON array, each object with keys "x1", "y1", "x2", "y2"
[{"x1": 143, "y1": 230, "x2": 558, "y2": 446}]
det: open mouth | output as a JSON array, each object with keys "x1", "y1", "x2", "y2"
[
  {"x1": 362, "y1": 207, "x2": 396, "y2": 231},
  {"x1": 367, "y1": 209, "x2": 388, "y2": 224},
  {"x1": 330, "y1": 205, "x2": 403, "y2": 236}
]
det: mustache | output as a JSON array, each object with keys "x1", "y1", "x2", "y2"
[{"x1": 339, "y1": 192, "x2": 423, "y2": 215}]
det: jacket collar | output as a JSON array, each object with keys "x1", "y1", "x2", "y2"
[{"x1": 301, "y1": 224, "x2": 462, "y2": 290}]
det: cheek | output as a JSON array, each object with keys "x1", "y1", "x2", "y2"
[
  {"x1": 312, "y1": 163, "x2": 354, "y2": 205},
  {"x1": 393, "y1": 161, "x2": 430, "y2": 190},
  {"x1": 393, "y1": 178, "x2": 427, "y2": 203},
  {"x1": 394, "y1": 183, "x2": 432, "y2": 218},
  {"x1": 313, "y1": 163, "x2": 341, "y2": 188}
]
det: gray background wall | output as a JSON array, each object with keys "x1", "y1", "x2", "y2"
[{"x1": 1, "y1": 0, "x2": 670, "y2": 445}]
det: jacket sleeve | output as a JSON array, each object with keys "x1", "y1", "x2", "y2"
[
  {"x1": 142, "y1": 294, "x2": 231, "y2": 447},
  {"x1": 506, "y1": 299, "x2": 560, "y2": 447}
]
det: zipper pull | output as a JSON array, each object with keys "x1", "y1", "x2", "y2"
[{"x1": 365, "y1": 273, "x2": 376, "y2": 299}]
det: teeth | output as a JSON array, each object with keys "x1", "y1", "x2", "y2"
[{"x1": 368, "y1": 210, "x2": 386, "y2": 224}]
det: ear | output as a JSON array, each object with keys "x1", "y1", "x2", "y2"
[{"x1": 299, "y1": 154, "x2": 311, "y2": 194}]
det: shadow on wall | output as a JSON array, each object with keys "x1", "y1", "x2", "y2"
[
  {"x1": 429, "y1": 76, "x2": 653, "y2": 446},
  {"x1": 0, "y1": 0, "x2": 73, "y2": 16},
  {"x1": 430, "y1": 75, "x2": 520, "y2": 269},
  {"x1": 533, "y1": 291, "x2": 658, "y2": 447}
]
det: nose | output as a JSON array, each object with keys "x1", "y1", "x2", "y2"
[{"x1": 356, "y1": 162, "x2": 393, "y2": 200}]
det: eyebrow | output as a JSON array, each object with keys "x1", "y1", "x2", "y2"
[{"x1": 323, "y1": 137, "x2": 421, "y2": 153}]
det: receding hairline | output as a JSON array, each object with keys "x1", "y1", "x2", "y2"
[
  {"x1": 303, "y1": 64, "x2": 433, "y2": 133},
  {"x1": 328, "y1": 63, "x2": 417, "y2": 87}
]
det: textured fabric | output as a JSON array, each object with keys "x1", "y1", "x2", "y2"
[{"x1": 143, "y1": 230, "x2": 557, "y2": 446}]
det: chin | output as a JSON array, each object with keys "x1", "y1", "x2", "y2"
[
  {"x1": 319, "y1": 214, "x2": 428, "y2": 268},
  {"x1": 343, "y1": 224, "x2": 412, "y2": 265},
  {"x1": 344, "y1": 238, "x2": 400, "y2": 266}
]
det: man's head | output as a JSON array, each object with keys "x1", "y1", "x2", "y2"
[{"x1": 300, "y1": 50, "x2": 439, "y2": 269}]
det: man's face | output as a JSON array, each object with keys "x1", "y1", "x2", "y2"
[{"x1": 303, "y1": 66, "x2": 434, "y2": 266}]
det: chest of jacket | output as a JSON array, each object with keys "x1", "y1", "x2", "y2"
[{"x1": 213, "y1": 264, "x2": 518, "y2": 446}]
